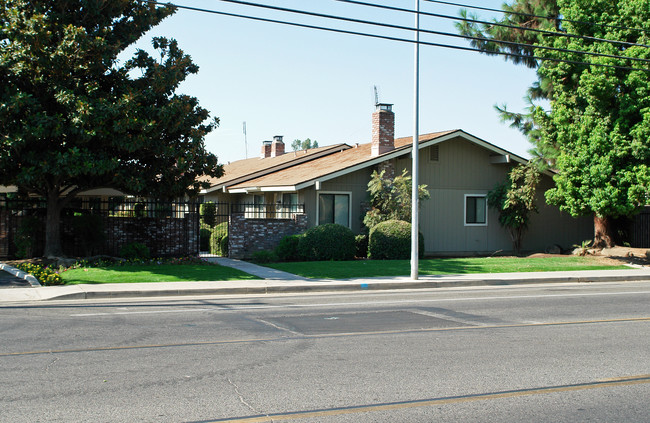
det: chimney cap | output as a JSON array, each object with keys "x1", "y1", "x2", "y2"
[
  {"x1": 273, "y1": 135, "x2": 284, "y2": 143},
  {"x1": 376, "y1": 103, "x2": 393, "y2": 112},
  {"x1": 262, "y1": 140, "x2": 272, "y2": 145}
]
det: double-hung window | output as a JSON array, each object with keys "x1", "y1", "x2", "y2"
[
  {"x1": 465, "y1": 194, "x2": 487, "y2": 226},
  {"x1": 318, "y1": 193, "x2": 350, "y2": 227}
]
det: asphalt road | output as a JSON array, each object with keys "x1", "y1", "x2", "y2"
[{"x1": 1, "y1": 282, "x2": 649, "y2": 422}]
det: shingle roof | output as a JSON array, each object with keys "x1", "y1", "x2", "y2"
[
  {"x1": 201, "y1": 143, "x2": 350, "y2": 193},
  {"x1": 225, "y1": 131, "x2": 456, "y2": 191}
]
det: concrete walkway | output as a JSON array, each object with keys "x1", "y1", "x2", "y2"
[{"x1": 1, "y1": 258, "x2": 649, "y2": 303}]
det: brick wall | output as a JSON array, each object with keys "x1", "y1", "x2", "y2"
[{"x1": 229, "y1": 212, "x2": 308, "y2": 259}]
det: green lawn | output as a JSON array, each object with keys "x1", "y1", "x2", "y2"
[
  {"x1": 264, "y1": 256, "x2": 625, "y2": 279},
  {"x1": 61, "y1": 263, "x2": 257, "y2": 285}
]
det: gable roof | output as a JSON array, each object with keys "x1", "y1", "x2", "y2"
[{"x1": 205, "y1": 130, "x2": 530, "y2": 194}]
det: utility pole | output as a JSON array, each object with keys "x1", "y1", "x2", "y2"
[{"x1": 411, "y1": 0, "x2": 420, "y2": 280}]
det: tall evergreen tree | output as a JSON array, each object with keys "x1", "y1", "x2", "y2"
[
  {"x1": 458, "y1": 0, "x2": 650, "y2": 247},
  {"x1": 0, "y1": 0, "x2": 223, "y2": 257}
]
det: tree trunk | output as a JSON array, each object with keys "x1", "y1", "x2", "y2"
[
  {"x1": 593, "y1": 215, "x2": 615, "y2": 249},
  {"x1": 44, "y1": 192, "x2": 65, "y2": 258}
]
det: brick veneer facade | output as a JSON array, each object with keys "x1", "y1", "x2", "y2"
[
  {"x1": 371, "y1": 104, "x2": 395, "y2": 157},
  {"x1": 229, "y1": 212, "x2": 307, "y2": 259}
]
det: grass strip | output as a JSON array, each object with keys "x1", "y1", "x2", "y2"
[
  {"x1": 61, "y1": 263, "x2": 256, "y2": 284},
  {"x1": 264, "y1": 256, "x2": 625, "y2": 279}
]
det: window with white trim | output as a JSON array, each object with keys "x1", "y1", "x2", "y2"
[
  {"x1": 318, "y1": 193, "x2": 350, "y2": 227},
  {"x1": 465, "y1": 195, "x2": 487, "y2": 226}
]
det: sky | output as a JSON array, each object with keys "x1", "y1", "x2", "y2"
[{"x1": 126, "y1": 0, "x2": 541, "y2": 164}]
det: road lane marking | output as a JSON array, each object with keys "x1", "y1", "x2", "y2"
[
  {"x1": 69, "y1": 290, "x2": 650, "y2": 316},
  {"x1": 2, "y1": 316, "x2": 648, "y2": 357},
  {"x1": 198, "y1": 375, "x2": 650, "y2": 422}
]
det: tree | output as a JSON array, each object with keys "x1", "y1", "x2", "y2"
[
  {"x1": 457, "y1": 0, "x2": 650, "y2": 248},
  {"x1": 487, "y1": 163, "x2": 541, "y2": 255},
  {"x1": 363, "y1": 169, "x2": 430, "y2": 230},
  {"x1": 0, "y1": 0, "x2": 224, "y2": 257},
  {"x1": 291, "y1": 138, "x2": 319, "y2": 151}
]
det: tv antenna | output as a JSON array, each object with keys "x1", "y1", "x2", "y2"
[
  {"x1": 373, "y1": 85, "x2": 380, "y2": 106},
  {"x1": 243, "y1": 121, "x2": 248, "y2": 159}
]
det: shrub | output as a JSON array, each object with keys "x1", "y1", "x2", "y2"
[
  {"x1": 355, "y1": 234, "x2": 368, "y2": 258},
  {"x1": 200, "y1": 202, "x2": 217, "y2": 228},
  {"x1": 298, "y1": 224, "x2": 355, "y2": 261},
  {"x1": 14, "y1": 216, "x2": 42, "y2": 259},
  {"x1": 251, "y1": 250, "x2": 277, "y2": 263},
  {"x1": 119, "y1": 242, "x2": 150, "y2": 260},
  {"x1": 368, "y1": 220, "x2": 424, "y2": 260},
  {"x1": 199, "y1": 228, "x2": 212, "y2": 252},
  {"x1": 275, "y1": 234, "x2": 303, "y2": 261},
  {"x1": 72, "y1": 213, "x2": 106, "y2": 256},
  {"x1": 16, "y1": 263, "x2": 63, "y2": 286},
  {"x1": 219, "y1": 234, "x2": 229, "y2": 257}
]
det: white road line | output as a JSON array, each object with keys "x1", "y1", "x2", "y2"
[{"x1": 70, "y1": 290, "x2": 650, "y2": 317}]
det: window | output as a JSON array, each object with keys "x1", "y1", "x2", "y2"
[
  {"x1": 318, "y1": 193, "x2": 350, "y2": 227},
  {"x1": 465, "y1": 195, "x2": 487, "y2": 226},
  {"x1": 281, "y1": 193, "x2": 299, "y2": 217},
  {"x1": 429, "y1": 145, "x2": 439, "y2": 162}
]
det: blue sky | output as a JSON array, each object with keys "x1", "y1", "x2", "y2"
[{"x1": 127, "y1": 0, "x2": 540, "y2": 164}]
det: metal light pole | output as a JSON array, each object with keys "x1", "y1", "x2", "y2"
[{"x1": 410, "y1": 0, "x2": 420, "y2": 280}]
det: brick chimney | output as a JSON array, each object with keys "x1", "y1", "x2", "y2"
[
  {"x1": 271, "y1": 135, "x2": 285, "y2": 157},
  {"x1": 260, "y1": 140, "x2": 272, "y2": 158},
  {"x1": 371, "y1": 103, "x2": 395, "y2": 157}
]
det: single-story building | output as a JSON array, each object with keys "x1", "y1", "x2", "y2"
[{"x1": 201, "y1": 103, "x2": 593, "y2": 257}]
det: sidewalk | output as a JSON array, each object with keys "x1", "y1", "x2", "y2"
[{"x1": 1, "y1": 258, "x2": 649, "y2": 303}]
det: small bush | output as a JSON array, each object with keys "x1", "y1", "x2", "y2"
[
  {"x1": 298, "y1": 224, "x2": 355, "y2": 261},
  {"x1": 209, "y1": 227, "x2": 229, "y2": 256},
  {"x1": 355, "y1": 234, "x2": 368, "y2": 258},
  {"x1": 16, "y1": 263, "x2": 63, "y2": 286},
  {"x1": 200, "y1": 202, "x2": 217, "y2": 227},
  {"x1": 368, "y1": 220, "x2": 424, "y2": 260},
  {"x1": 119, "y1": 242, "x2": 150, "y2": 260},
  {"x1": 275, "y1": 234, "x2": 303, "y2": 261},
  {"x1": 200, "y1": 228, "x2": 212, "y2": 252},
  {"x1": 251, "y1": 250, "x2": 277, "y2": 263}
]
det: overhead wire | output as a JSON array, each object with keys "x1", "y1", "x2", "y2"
[
  {"x1": 332, "y1": 0, "x2": 650, "y2": 49},
  {"x1": 141, "y1": 0, "x2": 650, "y2": 73},
  {"x1": 202, "y1": 0, "x2": 650, "y2": 66},
  {"x1": 422, "y1": 0, "x2": 650, "y2": 35}
]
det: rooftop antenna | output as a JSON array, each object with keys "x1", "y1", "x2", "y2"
[
  {"x1": 243, "y1": 121, "x2": 248, "y2": 159},
  {"x1": 374, "y1": 85, "x2": 380, "y2": 106}
]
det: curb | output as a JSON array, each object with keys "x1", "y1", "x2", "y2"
[
  {"x1": 32, "y1": 273, "x2": 650, "y2": 301},
  {"x1": 0, "y1": 263, "x2": 41, "y2": 287}
]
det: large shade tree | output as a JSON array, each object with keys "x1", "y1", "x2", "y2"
[
  {"x1": 0, "y1": 0, "x2": 224, "y2": 257},
  {"x1": 458, "y1": 0, "x2": 650, "y2": 247}
]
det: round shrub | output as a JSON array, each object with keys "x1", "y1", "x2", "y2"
[
  {"x1": 209, "y1": 222, "x2": 228, "y2": 256},
  {"x1": 119, "y1": 242, "x2": 150, "y2": 260},
  {"x1": 368, "y1": 220, "x2": 424, "y2": 260},
  {"x1": 298, "y1": 224, "x2": 355, "y2": 261},
  {"x1": 274, "y1": 234, "x2": 303, "y2": 261}
]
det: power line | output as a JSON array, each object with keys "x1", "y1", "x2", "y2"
[
  {"x1": 423, "y1": 0, "x2": 650, "y2": 35},
  {"x1": 202, "y1": 0, "x2": 650, "y2": 66},
  {"x1": 141, "y1": 0, "x2": 649, "y2": 73},
  {"x1": 332, "y1": 0, "x2": 650, "y2": 49}
]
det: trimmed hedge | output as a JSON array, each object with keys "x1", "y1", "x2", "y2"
[
  {"x1": 210, "y1": 222, "x2": 229, "y2": 256},
  {"x1": 275, "y1": 234, "x2": 303, "y2": 261},
  {"x1": 298, "y1": 224, "x2": 355, "y2": 261},
  {"x1": 368, "y1": 220, "x2": 424, "y2": 260}
]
